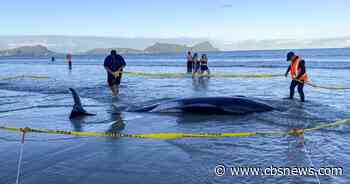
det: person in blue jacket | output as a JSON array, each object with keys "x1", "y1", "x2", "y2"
[{"x1": 104, "y1": 50, "x2": 126, "y2": 96}]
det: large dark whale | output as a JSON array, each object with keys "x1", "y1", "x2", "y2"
[{"x1": 69, "y1": 88, "x2": 274, "y2": 119}]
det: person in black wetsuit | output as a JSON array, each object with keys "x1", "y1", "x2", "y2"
[
  {"x1": 186, "y1": 51, "x2": 193, "y2": 73},
  {"x1": 192, "y1": 53, "x2": 200, "y2": 75},
  {"x1": 104, "y1": 50, "x2": 126, "y2": 96},
  {"x1": 284, "y1": 52, "x2": 309, "y2": 102}
]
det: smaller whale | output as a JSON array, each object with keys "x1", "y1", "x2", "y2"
[{"x1": 69, "y1": 88, "x2": 274, "y2": 119}]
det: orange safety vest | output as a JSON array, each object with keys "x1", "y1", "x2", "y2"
[{"x1": 290, "y1": 56, "x2": 308, "y2": 81}]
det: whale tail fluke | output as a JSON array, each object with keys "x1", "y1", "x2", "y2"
[{"x1": 69, "y1": 88, "x2": 96, "y2": 119}]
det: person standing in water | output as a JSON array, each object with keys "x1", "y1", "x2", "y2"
[
  {"x1": 66, "y1": 54, "x2": 72, "y2": 70},
  {"x1": 104, "y1": 50, "x2": 126, "y2": 96},
  {"x1": 200, "y1": 54, "x2": 210, "y2": 75},
  {"x1": 192, "y1": 53, "x2": 200, "y2": 75},
  {"x1": 186, "y1": 51, "x2": 193, "y2": 73},
  {"x1": 284, "y1": 52, "x2": 308, "y2": 102}
]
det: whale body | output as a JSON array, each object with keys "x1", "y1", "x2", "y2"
[
  {"x1": 131, "y1": 97, "x2": 274, "y2": 114},
  {"x1": 69, "y1": 88, "x2": 274, "y2": 119}
]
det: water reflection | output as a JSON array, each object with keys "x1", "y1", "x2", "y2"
[
  {"x1": 192, "y1": 76, "x2": 210, "y2": 91},
  {"x1": 107, "y1": 112, "x2": 125, "y2": 133},
  {"x1": 69, "y1": 110, "x2": 125, "y2": 132}
]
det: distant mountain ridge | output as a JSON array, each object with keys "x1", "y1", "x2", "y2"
[
  {"x1": 0, "y1": 45, "x2": 55, "y2": 57},
  {"x1": 84, "y1": 48, "x2": 144, "y2": 55},
  {"x1": 144, "y1": 41, "x2": 219, "y2": 53},
  {"x1": 74, "y1": 41, "x2": 219, "y2": 55},
  {"x1": 0, "y1": 35, "x2": 208, "y2": 53},
  {"x1": 0, "y1": 41, "x2": 219, "y2": 57},
  {"x1": 1, "y1": 35, "x2": 350, "y2": 52}
]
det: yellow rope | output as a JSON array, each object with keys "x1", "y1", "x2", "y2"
[
  {"x1": 0, "y1": 76, "x2": 25, "y2": 81},
  {"x1": 304, "y1": 119, "x2": 350, "y2": 132},
  {"x1": 295, "y1": 79, "x2": 350, "y2": 90},
  {"x1": 113, "y1": 71, "x2": 284, "y2": 79},
  {"x1": 0, "y1": 75, "x2": 49, "y2": 81},
  {"x1": 305, "y1": 81, "x2": 350, "y2": 90}
]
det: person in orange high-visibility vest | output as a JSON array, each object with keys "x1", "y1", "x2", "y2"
[{"x1": 285, "y1": 52, "x2": 308, "y2": 102}]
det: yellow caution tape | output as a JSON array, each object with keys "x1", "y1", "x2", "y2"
[
  {"x1": 1, "y1": 119, "x2": 349, "y2": 139},
  {"x1": 113, "y1": 71, "x2": 284, "y2": 79},
  {"x1": 0, "y1": 126, "x2": 261, "y2": 139}
]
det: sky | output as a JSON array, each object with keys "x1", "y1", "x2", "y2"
[{"x1": 1, "y1": 0, "x2": 350, "y2": 41}]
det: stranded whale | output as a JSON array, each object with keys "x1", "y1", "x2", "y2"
[{"x1": 69, "y1": 88, "x2": 274, "y2": 119}]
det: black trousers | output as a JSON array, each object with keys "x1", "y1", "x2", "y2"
[
  {"x1": 187, "y1": 61, "x2": 193, "y2": 73},
  {"x1": 290, "y1": 80, "x2": 305, "y2": 102}
]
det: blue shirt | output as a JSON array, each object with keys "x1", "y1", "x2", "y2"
[{"x1": 104, "y1": 54, "x2": 126, "y2": 78}]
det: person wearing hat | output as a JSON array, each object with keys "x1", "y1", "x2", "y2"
[{"x1": 285, "y1": 52, "x2": 309, "y2": 102}]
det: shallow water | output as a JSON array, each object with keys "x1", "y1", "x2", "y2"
[{"x1": 0, "y1": 49, "x2": 350, "y2": 184}]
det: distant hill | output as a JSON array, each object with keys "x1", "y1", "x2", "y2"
[
  {"x1": 0, "y1": 45, "x2": 56, "y2": 57},
  {"x1": 144, "y1": 43, "x2": 188, "y2": 53},
  {"x1": 2, "y1": 35, "x2": 350, "y2": 52},
  {"x1": 84, "y1": 41, "x2": 219, "y2": 55},
  {"x1": 144, "y1": 42, "x2": 219, "y2": 53},
  {"x1": 0, "y1": 41, "x2": 219, "y2": 57},
  {"x1": 84, "y1": 48, "x2": 144, "y2": 55},
  {"x1": 0, "y1": 35, "x2": 208, "y2": 53},
  {"x1": 192, "y1": 41, "x2": 220, "y2": 52}
]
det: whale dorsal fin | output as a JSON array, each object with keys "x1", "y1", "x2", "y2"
[{"x1": 69, "y1": 88, "x2": 95, "y2": 119}]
